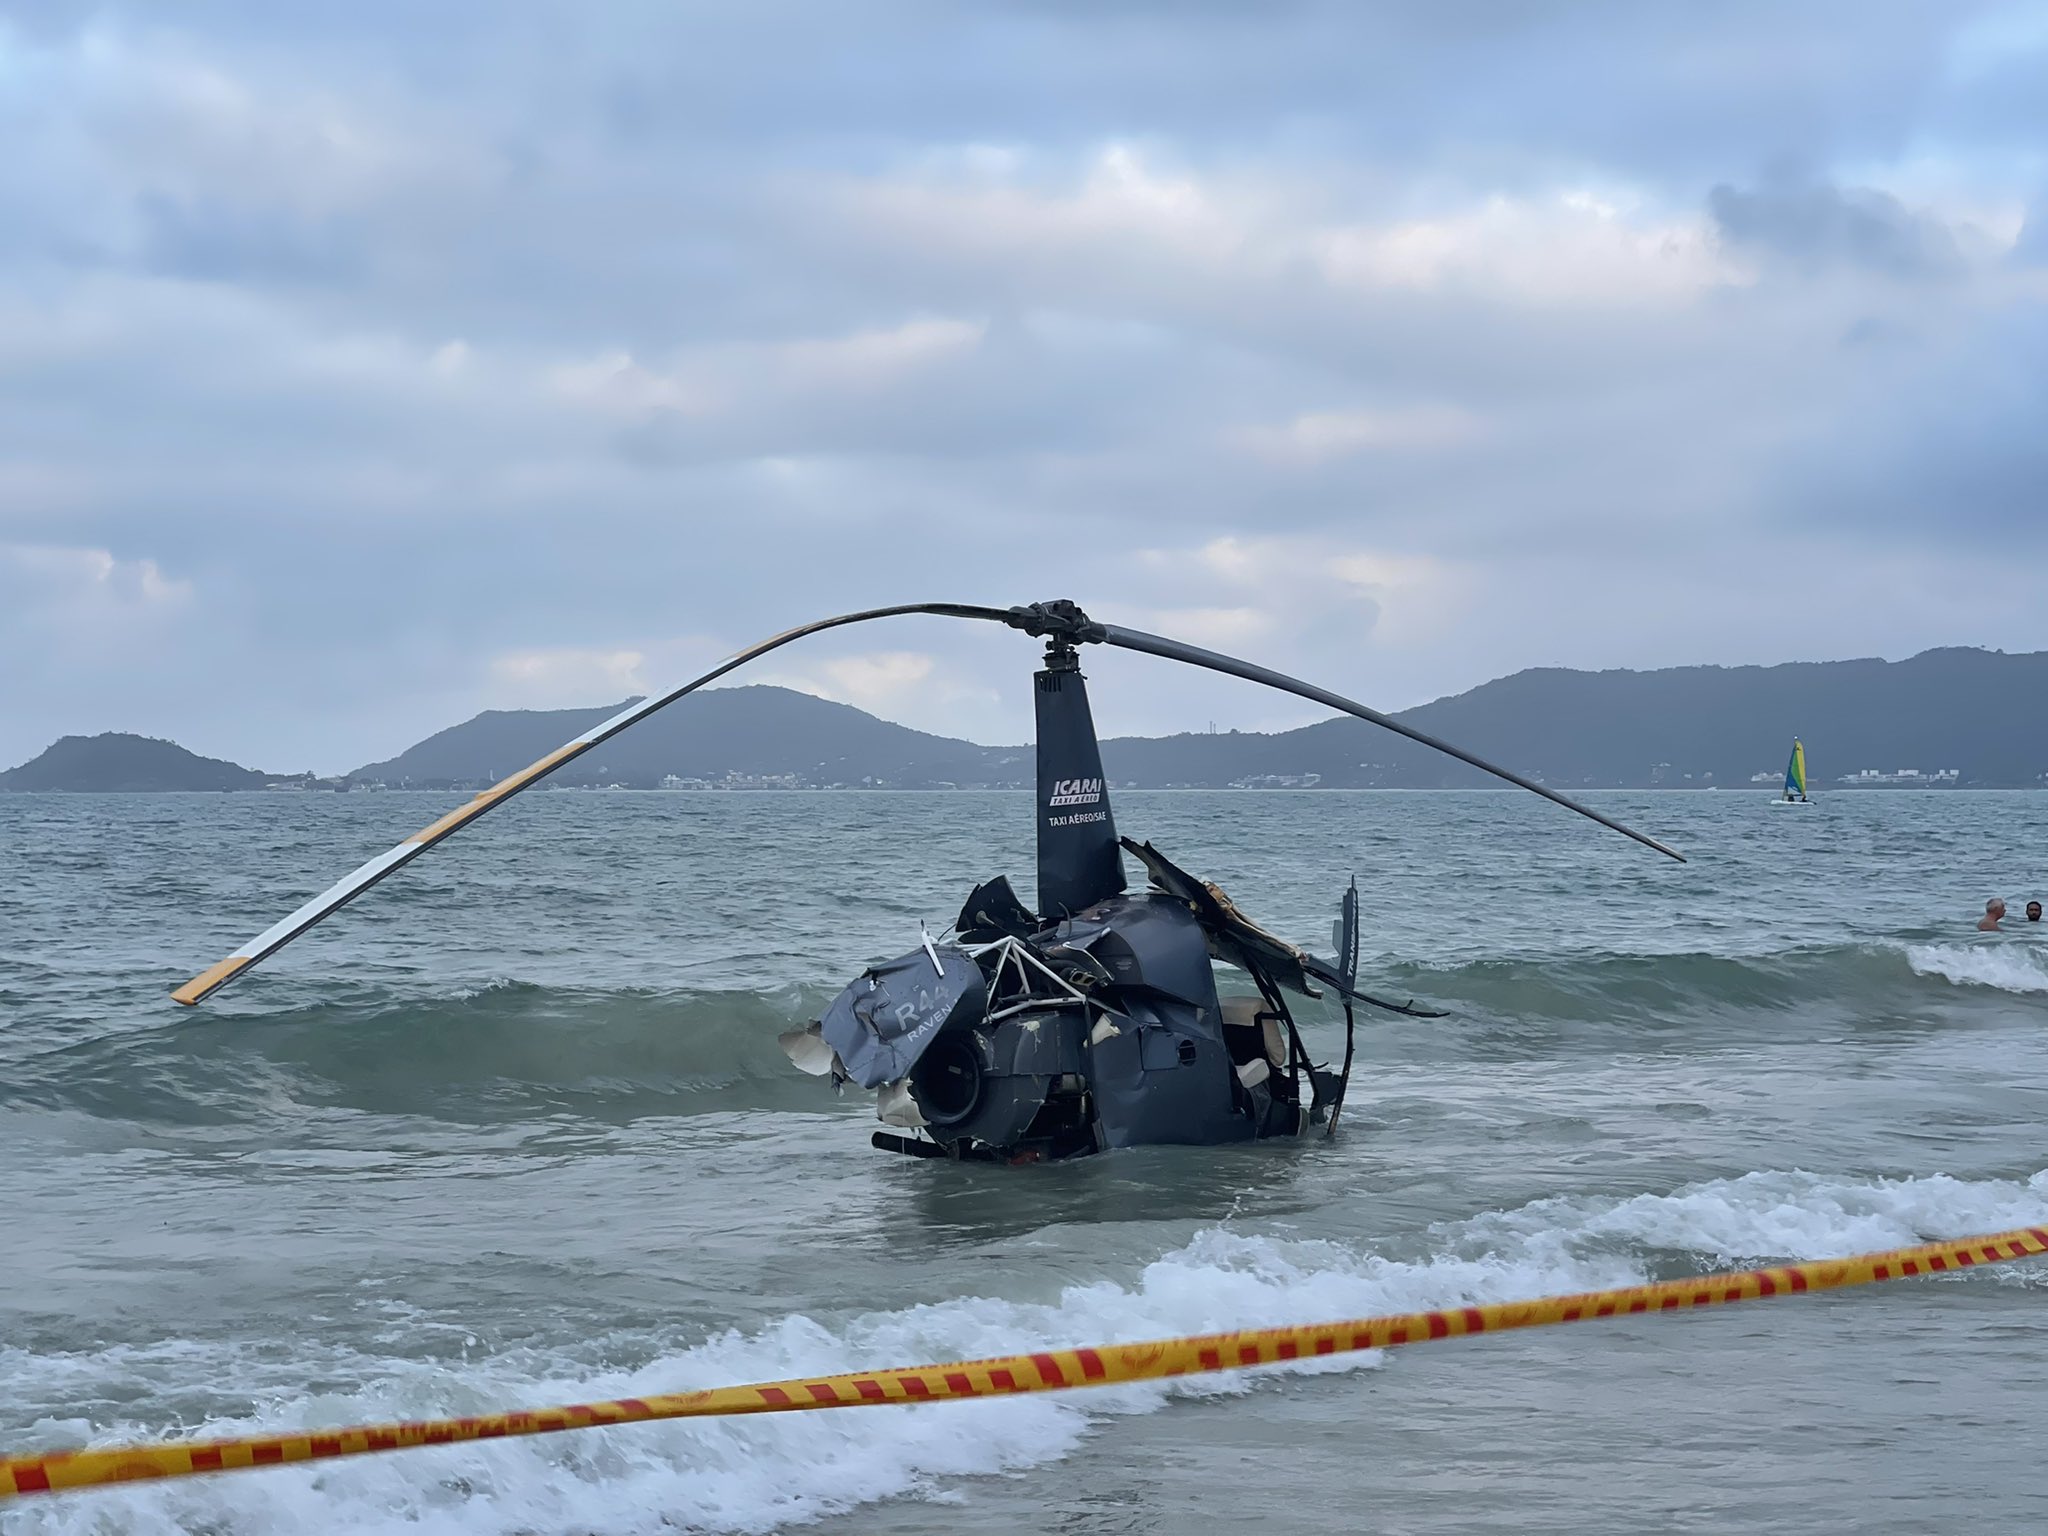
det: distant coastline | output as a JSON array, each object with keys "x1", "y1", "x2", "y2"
[{"x1": 9, "y1": 646, "x2": 2047, "y2": 793}]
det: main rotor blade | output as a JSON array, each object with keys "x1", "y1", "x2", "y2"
[
  {"x1": 176, "y1": 595, "x2": 1679, "y2": 1008},
  {"x1": 1098, "y1": 624, "x2": 1685, "y2": 863},
  {"x1": 172, "y1": 602, "x2": 1016, "y2": 1005}
]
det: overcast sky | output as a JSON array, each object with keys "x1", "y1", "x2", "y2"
[{"x1": 4, "y1": 3, "x2": 2045, "y2": 774}]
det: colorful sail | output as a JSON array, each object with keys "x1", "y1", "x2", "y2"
[{"x1": 1784, "y1": 738, "x2": 1807, "y2": 800}]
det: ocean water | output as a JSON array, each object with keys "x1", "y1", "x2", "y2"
[{"x1": 2, "y1": 788, "x2": 2046, "y2": 1535}]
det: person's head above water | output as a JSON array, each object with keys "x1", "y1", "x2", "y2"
[
  {"x1": 2029, "y1": 901, "x2": 2043, "y2": 923},
  {"x1": 1978, "y1": 898, "x2": 2007, "y2": 931}
]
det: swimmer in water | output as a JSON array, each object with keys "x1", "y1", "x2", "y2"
[
  {"x1": 2028, "y1": 900, "x2": 2043, "y2": 924},
  {"x1": 1978, "y1": 898, "x2": 2006, "y2": 931}
]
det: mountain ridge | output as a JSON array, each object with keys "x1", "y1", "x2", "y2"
[
  {"x1": 0, "y1": 733, "x2": 283, "y2": 793},
  {"x1": 6, "y1": 648, "x2": 2045, "y2": 791}
]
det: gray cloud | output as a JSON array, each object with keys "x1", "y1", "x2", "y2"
[
  {"x1": 1, "y1": 2, "x2": 2044, "y2": 771},
  {"x1": 1781, "y1": 303, "x2": 2048, "y2": 545},
  {"x1": 1709, "y1": 169, "x2": 1966, "y2": 280},
  {"x1": 135, "y1": 196, "x2": 368, "y2": 286},
  {"x1": 2014, "y1": 198, "x2": 2048, "y2": 265}
]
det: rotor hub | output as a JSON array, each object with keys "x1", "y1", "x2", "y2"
[{"x1": 1003, "y1": 599, "x2": 1105, "y2": 647}]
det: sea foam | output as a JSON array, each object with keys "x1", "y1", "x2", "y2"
[
  {"x1": 6, "y1": 1166, "x2": 2045, "y2": 1536},
  {"x1": 1905, "y1": 941, "x2": 2048, "y2": 995}
]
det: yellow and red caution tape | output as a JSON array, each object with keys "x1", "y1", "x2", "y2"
[{"x1": 6, "y1": 1223, "x2": 2044, "y2": 1501}]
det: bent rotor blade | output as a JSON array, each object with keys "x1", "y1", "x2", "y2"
[
  {"x1": 1098, "y1": 623, "x2": 1685, "y2": 863},
  {"x1": 172, "y1": 602, "x2": 1015, "y2": 1005}
]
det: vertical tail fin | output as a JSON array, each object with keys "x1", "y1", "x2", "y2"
[
  {"x1": 1337, "y1": 877, "x2": 1359, "y2": 990},
  {"x1": 1035, "y1": 653, "x2": 1125, "y2": 917}
]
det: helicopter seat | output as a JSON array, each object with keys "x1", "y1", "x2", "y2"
[{"x1": 1219, "y1": 996, "x2": 1286, "y2": 1072}]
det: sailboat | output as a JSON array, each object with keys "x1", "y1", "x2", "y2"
[{"x1": 1769, "y1": 737, "x2": 1814, "y2": 807}]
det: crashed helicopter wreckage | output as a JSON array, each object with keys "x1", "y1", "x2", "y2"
[
  {"x1": 172, "y1": 599, "x2": 1683, "y2": 1163},
  {"x1": 786, "y1": 847, "x2": 1400, "y2": 1162}
]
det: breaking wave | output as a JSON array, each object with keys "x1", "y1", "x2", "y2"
[
  {"x1": 0, "y1": 982, "x2": 844, "y2": 1126},
  {"x1": 1378, "y1": 939, "x2": 2045, "y2": 1028},
  {"x1": 6, "y1": 1165, "x2": 2043, "y2": 1536},
  {"x1": 1904, "y1": 942, "x2": 2048, "y2": 996}
]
